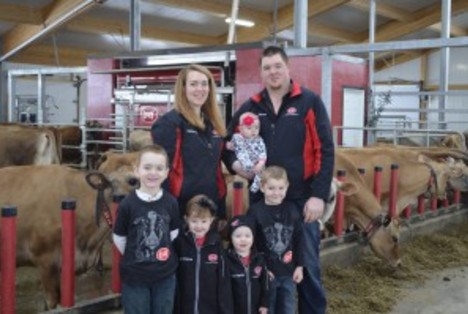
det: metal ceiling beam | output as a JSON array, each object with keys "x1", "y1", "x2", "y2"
[
  {"x1": 67, "y1": 16, "x2": 219, "y2": 45},
  {"x1": 0, "y1": 3, "x2": 44, "y2": 24},
  {"x1": 236, "y1": 0, "x2": 351, "y2": 43},
  {"x1": 360, "y1": 0, "x2": 468, "y2": 43},
  {"x1": 1, "y1": 0, "x2": 103, "y2": 62},
  {"x1": 143, "y1": 0, "x2": 271, "y2": 25}
]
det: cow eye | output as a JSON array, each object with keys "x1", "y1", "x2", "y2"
[{"x1": 128, "y1": 177, "x2": 139, "y2": 186}]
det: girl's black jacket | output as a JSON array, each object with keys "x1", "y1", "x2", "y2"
[
  {"x1": 173, "y1": 229, "x2": 233, "y2": 314},
  {"x1": 225, "y1": 249, "x2": 269, "y2": 314}
]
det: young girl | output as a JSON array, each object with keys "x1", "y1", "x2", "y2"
[
  {"x1": 174, "y1": 195, "x2": 233, "y2": 314},
  {"x1": 228, "y1": 112, "x2": 267, "y2": 193},
  {"x1": 226, "y1": 215, "x2": 269, "y2": 314},
  {"x1": 113, "y1": 145, "x2": 180, "y2": 314}
]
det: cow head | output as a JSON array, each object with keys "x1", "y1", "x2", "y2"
[
  {"x1": 367, "y1": 215, "x2": 401, "y2": 267},
  {"x1": 444, "y1": 157, "x2": 468, "y2": 192},
  {"x1": 96, "y1": 152, "x2": 140, "y2": 196}
]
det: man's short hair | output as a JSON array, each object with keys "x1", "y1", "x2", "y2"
[{"x1": 261, "y1": 45, "x2": 289, "y2": 64}]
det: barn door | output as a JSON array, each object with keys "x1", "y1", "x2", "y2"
[{"x1": 342, "y1": 87, "x2": 365, "y2": 147}]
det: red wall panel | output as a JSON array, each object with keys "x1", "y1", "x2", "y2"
[{"x1": 87, "y1": 58, "x2": 115, "y2": 124}]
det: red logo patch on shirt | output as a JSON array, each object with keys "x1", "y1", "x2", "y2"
[
  {"x1": 286, "y1": 107, "x2": 297, "y2": 115},
  {"x1": 208, "y1": 254, "x2": 218, "y2": 262},
  {"x1": 254, "y1": 266, "x2": 263, "y2": 276},
  {"x1": 283, "y1": 250, "x2": 293, "y2": 264},
  {"x1": 156, "y1": 247, "x2": 170, "y2": 261}
]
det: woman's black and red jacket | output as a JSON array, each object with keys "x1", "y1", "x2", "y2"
[
  {"x1": 225, "y1": 249, "x2": 269, "y2": 314},
  {"x1": 173, "y1": 229, "x2": 233, "y2": 314},
  {"x1": 151, "y1": 110, "x2": 226, "y2": 217}
]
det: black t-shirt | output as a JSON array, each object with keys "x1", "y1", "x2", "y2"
[{"x1": 113, "y1": 190, "x2": 180, "y2": 286}]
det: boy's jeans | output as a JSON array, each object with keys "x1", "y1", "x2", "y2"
[{"x1": 122, "y1": 274, "x2": 176, "y2": 314}]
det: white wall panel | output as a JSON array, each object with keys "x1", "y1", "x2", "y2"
[
  {"x1": 426, "y1": 47, "x2": 468, "y2": 85},
  {"x1": 374, "y1": 57, "x2": 421, "y2": 83}
]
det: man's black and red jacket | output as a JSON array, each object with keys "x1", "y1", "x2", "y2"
[
  {"x1": 225, "y1": 81, "x2": 335, "y2": 202},
  {"x1": 225, "y1": 249, "x2": 269, "y2": 314},
  {"x1": 173, "y1": 229, "x2": 233, "y2": 314},
  {"x1": 152, "y1": 110, "x2": 226, "y2": 217}
]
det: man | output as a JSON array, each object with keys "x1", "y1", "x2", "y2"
[{"x1": 225, "y1": 45, "x2": 334, "y2": 314}]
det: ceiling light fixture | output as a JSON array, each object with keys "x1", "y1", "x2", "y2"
[{"x1": 225, "y1": 17, "x2": 255, "y2": 28}]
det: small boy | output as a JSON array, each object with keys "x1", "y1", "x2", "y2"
[
  {"x1": 228, "y1": 112, "x2": 267, "y2": 193},
  {"x1": 226, "y1": 215, "x2": 269, "y2": 314},
  {"x1": 113, "y1": 145, "x2": 180, "y2": 314},
  {"x1": 247, "y1": 166, "x2": 304, "y2": 314},
  {"x1": 174, "y1": 194, "x2": 233, "y2": 314}
]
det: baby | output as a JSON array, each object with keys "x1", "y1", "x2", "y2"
[{"x1": 229, "y1": 112, "x2": 267, "y2": 193}]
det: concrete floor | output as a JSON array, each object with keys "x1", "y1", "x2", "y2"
[{"x1": 390, "y1": 266, "x2": 468, "y2": 314}]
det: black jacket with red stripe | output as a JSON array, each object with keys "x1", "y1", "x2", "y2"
[
  {"x1": 225, "y1": 81, "x2": 334, "y2": 201},
  {"x1": 151, "y1": 110, "x2": 227, "y2": 217},
  {"x1": 174, "y1": 229, "x2": 234, "y2": 314}
]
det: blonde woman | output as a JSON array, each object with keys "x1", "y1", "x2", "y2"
[{"x1": 152, "y1": 64, "x2": 227, "y2": 219}]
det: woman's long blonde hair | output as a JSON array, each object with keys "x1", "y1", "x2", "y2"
[{"x1": 173, "y1": 64, "x2": 226, "y2": 136}]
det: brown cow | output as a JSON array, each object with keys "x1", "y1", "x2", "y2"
[
  {"x1": 0, "y1": 125, "x2": 60, "y2": 167},
  {"x1": 334, "y1": 152, "x2": 401, "y2": 267},
  {"x1": 339, "y1": 146, "x2": 468, "y2": 215},
  {"x1": 0, "y1": 161, "x2": 138, "y2": 309},
  {"x1": 128, "y1": 129, "x2": 153, "y2": 151}
]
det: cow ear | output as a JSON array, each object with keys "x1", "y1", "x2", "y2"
[
  {"x1": 95, "y1": 153, "x2": 109, "y2": 170},
  {"x1": 417, "y1": 154, "x2": 431, "y2": 163},
  {"x1": 338, "y1": 182, "x2": 358, "y2": 196},
  {"x1": 86, "y1": 171, "x2": 112, "y2": 190}
]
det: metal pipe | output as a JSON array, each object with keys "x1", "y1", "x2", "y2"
[
  {"x1": 0, "y1": 0, "x2": 100, "y2": 62},
  {"x1": 130, "y1": 0, "x2": 141, "y2": 51},
  {"x1": 226, "y1": 0, "x2": 240, "y2": 44},
  {"x1": 287, "y1": 36, "x2": 468, "y2": 56},
  {"x1": 37, "y1": 74, "x2": 44, "y2": 124},
  {"x1": 293, "y1": 0, "x2": 308, "y2": 48},
  {"x1": 439, "y1": 0, "x2": 451, "y2": 127},
  {"x1": 321, "y1": 48, "x2": 332, "y2": 117},
  {"x1": 7, "y1": 71, "x2": 14, "y2": 122},
  {"x1": 368, "y1": 0, "x2": 376, "y2": 143}
]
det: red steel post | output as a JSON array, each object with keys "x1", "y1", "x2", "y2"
[
  {"x1": 453, "y1": 189, "x2": 461, "y2": 205},
  {"x1": 442, "y1": 197, "x2": 449, "y2": 208},
  {"x1": 112, "y1": 195, "x2": 125, "y2": 294},
  {"x1": 417, "y1": 195, "x2": 425, "y2": 216},
  {"x1": 373, "y1": 166, "x2": 383, "y2": 203},
  {"x1": 232, "y1": 181, "x2": 244, "y2": 216},
  {"x1": 334, "y1": 170, "x2": 346, "y2": 238},
  {"x1": 388, "y1": 164, "x2": 399, "y2": 218},
  {"x1": 418, "y1": 195, "x2": 425, "y2": 215},
  {"x1": 1, "y1": 206, "x2": 17, "y2": 314},
  {"x1": 403, "y1": 205, "x2": 412, "y2": 219},
  {"x1": 61, "y1": 199, "x2": 76, "y2": 308},
  {"x1": 430, "y1": 197, "x2": 438, "y2": 212}
]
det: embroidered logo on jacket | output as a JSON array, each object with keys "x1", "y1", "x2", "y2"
[
  {"x1": 254, "y1": 266, "x2": 263, "y2": 276},
  {"x1": 208, "y1": 253, "x2": 219, "y2": 263},
  {"x1": 286, "y1": 107, "x2": 299, "y2": 116},
  {"x1": 156, "y1": 247, "x2": 170, "y2": 261}
]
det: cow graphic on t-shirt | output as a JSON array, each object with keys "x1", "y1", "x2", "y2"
[{"x1": 263, "y1": 222, "x2": 293, "y2": 259}]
